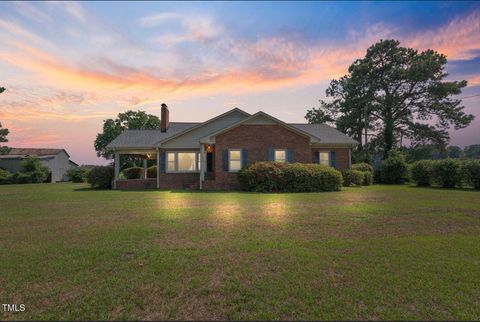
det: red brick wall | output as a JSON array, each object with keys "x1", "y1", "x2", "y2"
[
  {"x1": 212, "y1": 124, "x2": 312, "y2": 190},
  {"x1": 115, "y1": 179, "x2": 157, "y2": 190},
  {"x1": 159, "y1": 173, "x2": 199, "y2": 189},
  {"x1": 115, "y1": 175, "x2": 199, "y2": 190},
  {"x1": 205, "y1": 124, "x2": 352, "y2": 190}
]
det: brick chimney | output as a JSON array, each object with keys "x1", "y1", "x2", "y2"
[{"x1": 161, "y1": 103, "x2": 169, "y2": 132}]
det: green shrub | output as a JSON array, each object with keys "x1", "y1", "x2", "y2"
[
  {"x1": 122, "y1": 167, "x2": 143, "y2": 179},
  {"x1": 67, "y1": 167, "x2": 88, "y2": 183},
  {"x1": 0, "y1": 168, "x2": 10, "y2": 184},
  {"x1": 29, "y1": 170, "x2": 48, "y2": 183},
  {"x1": 341, "y1": 169, "x2": 365, "y2": 186},
  {"x1": 21, "y1": 157, "x2": 47, "y2": 173},
  {"x1": 86, "y1": 166, "x2": 114, "y2": 189},
  {"x1": 11, "y1": 172, "x2": 33, "y2": 184},
  {"x1": 19, "y1": 157, "x2": 50, "y2": 183},
  {"x1": 410, "y1": 160, "x2": 434, "y2": 186},
  {"x1": 238, "y1": 162, "x2": 342, "y2": 192},
  {"x1": 378, "y1": 150, "x2": 409, "y2": 184},
  {"x1": 147, "y1": 166, "x2": 157, "y2": 178},
  {"x1": 239, "y1": 162, "x2": 286, "y2": 192},
  {"x1": 461, "y1": 159, "x2": 480, "y2": 190},
  {"x1": 238, "y1": 166, "x2": 255, "y2": 191},
  {"x1": 432, "y1": 158, "x2": 461, "y2": 188},
  {"x1": 352, "y1": 162, "x2": 373, "y2": 173},
  {"x1": 362, "y1": 171, "x2": 373, "y2": 186},
  {"x1": 283, "y1": 163, "x2": 342, "y2": 192}
]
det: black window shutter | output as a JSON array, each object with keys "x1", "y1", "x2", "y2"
[
  {"x1": 314, "y1": 151, "x2": 320, "y2": 163},
  {"x1": 160, "y1": 151, "x2": 166, "y2": 173},
  {"x1": 287, "y1": 149, "x2": 295, "y2": 163},
  {"x1": 330, "y1": 151, "x2": 337, "y2": 168},
  {"x1": 241, "y1": 149, "x2": 248, "y2": 167},
  {"x1": 268, "y1": 148, "x2": 274, "y2": 161},
  {"x1": 223, "y1": 149, "x2": 229, "y2": 171}
]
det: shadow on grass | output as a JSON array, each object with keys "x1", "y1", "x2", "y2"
[{"x1": 407, "y1": 185, "x2": 478, "y2": 192}]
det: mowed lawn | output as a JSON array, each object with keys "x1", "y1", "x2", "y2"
[{"x1": 0, "y1": 184, "x2": 479, "y2": 321}]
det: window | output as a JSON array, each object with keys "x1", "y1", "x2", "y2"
[
  {"x1": 319, "y1": 152, "x2": 330, "y2": 166},
  {"x1": 166, "y1": 152, "x2": 200, "y2": 172},
  {"x1": 167, "y1": 152, "x2": 176, "y2": 172},
  {"x1": 274, "y1": 149, "x2": 287, "y2": 163},
  {"x1": 229, "y1": 149, "x2": 242, "y2": 172}
]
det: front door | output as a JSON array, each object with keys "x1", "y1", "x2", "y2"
[{"x1": 207, "y1": 152, "x2": 214, "y2": 172}]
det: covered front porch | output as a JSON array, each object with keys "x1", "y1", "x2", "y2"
[
  {"x1": 113, "y1": 149, "x2": 159, "y2": 190},
  {"x1": 112, "y1": 144, "x2": 215, "y2": 190}
]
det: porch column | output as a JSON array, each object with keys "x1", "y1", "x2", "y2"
[
  {"x1": 143, "y1": 158, "x2": 148, "y2": 179},
  {"x1": 156, "y1": 148, "x2": 160, "y2": 189},
  {"x1": 114, "y1": 151, "x2": 120, "y2": 189},
  {"x1": 200, "y1": 144, "x2": 205, "y2": 189}
]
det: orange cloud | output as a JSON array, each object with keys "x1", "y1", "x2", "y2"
[{"x1": 1, "y1": 7, "x2": 479, "y2": 121}]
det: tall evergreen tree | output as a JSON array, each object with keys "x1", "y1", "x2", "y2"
[{"x1": 307, "y1": 40, "x2": 474, "y2": 158}]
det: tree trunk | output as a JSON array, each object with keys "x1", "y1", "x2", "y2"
[{"x1": 384, "y1": 118, "x2": 394, "y2": 158}]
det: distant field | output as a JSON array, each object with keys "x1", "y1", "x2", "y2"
[{"x1": 0, "y1": 183, "x2": 479, "y2": 320}]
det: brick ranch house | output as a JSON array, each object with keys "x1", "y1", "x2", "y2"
[{"x1": 107, "y1": 104, "x2": 358, "y2": 190}]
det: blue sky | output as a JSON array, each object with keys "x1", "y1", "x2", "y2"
[{"x1": 0, "y1": 1, "x2": 479, "y2": 164}]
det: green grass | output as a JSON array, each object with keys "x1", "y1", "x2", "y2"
[{"x1": 0, "y1": 183, "x2": 479, "y2": 320}]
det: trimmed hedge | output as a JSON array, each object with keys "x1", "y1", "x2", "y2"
[
  {"x1": 122, "y1": 167, "x2": 143, "y2": 179},
  {"x1": 341, "y1": 169, "x2": 364, "y2": 186},
  {"x1": 362, "y1": 171, "x2": 373, "y2": 186},
  {"x1": 411, "y1": 160, "x2": 434, "y2": 186},
  {"x1": 87, "y1": 166, "x2": 114, "y2": 189},
  {"x1": 378, "y1": 150, "x2": 409, "y2": 184},
  {"x1": 352, "y1": 163, "x2": 373, "y2": 173},
  {"x1": 238, "y1": 162, "x2": 286, "y2": 192},
  {"x1": 432, "y1": 158, "x2": 462, "y2": 188},
  {"x1": 461, "y1": 159, "x2": 480, "y2": 190},
  {"x1": 238, "y1": 161, "x2": 342, "y2": 192},
  {"x1": 147, "y1": 166, "x2": 157, "y2": 179}
]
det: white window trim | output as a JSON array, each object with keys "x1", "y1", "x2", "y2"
[
  {"x1": 166, "y1": 151, "x2": 200, "y2": 173},
  {"x1": 274, "y1": 149, "x2": 287, "y2": 163},
  {"x1": 228, "y1": 149, "x2": 242, "y2": 172}
]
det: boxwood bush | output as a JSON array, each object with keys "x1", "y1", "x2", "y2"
[
  {"x1": 238, "y1": 162, "x2": 286, "y2": 192},
  {"x1": 411, "y1": 160, "x2": 434, "y2": 186},
  {"x1": 147, "y1": 166, "x2": 157, "y2": 178},
  {"x1": 283, "y1": 163, "x2": 342, "y2": 192},
  {"x1": 461, "y1": 159, "x2": 480, "y2": 190},
  {"x1": 238, "y1": 162, "x2": 342, "y2": 192},
  {"x1": 352, "y1": 162, "x2": 373, "y2": 173},
  {"x1": 362, "y1": 171, "x2": 373, "y2": 186},
  {"x1": 87, "y1": 166, "x2": 114, "y2": 189},
  {"x1": 341, "y1": 169, "x2": 365, "y2": 186},
  {"x1": 122, "y1": 167, "x2": 143, "y2": 179},
  {"x1": 378, "y1": 150, "x2": 409, "y2": 184},
  {"x1": 432, "y1": 158, "x2": 462, "y2": 188}
]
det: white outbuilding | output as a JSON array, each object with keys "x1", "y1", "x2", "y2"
[{"x1": 0, "y1": 148, "x2": 78, "y2": 182}]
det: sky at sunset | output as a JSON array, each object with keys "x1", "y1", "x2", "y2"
[{"x1": 1, "y1": 1, "x2": 479, "y2": 165}]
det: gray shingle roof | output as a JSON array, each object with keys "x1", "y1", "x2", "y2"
[
  {"x1": 290, "y1": 123, "x2": 358, "y2": 144},
  {"x1": 0, "y1": 148, "x2": 69, "y2": 157},
  {"x1": 106, "y1": 122, "x2": 200, "y2": 149}
]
